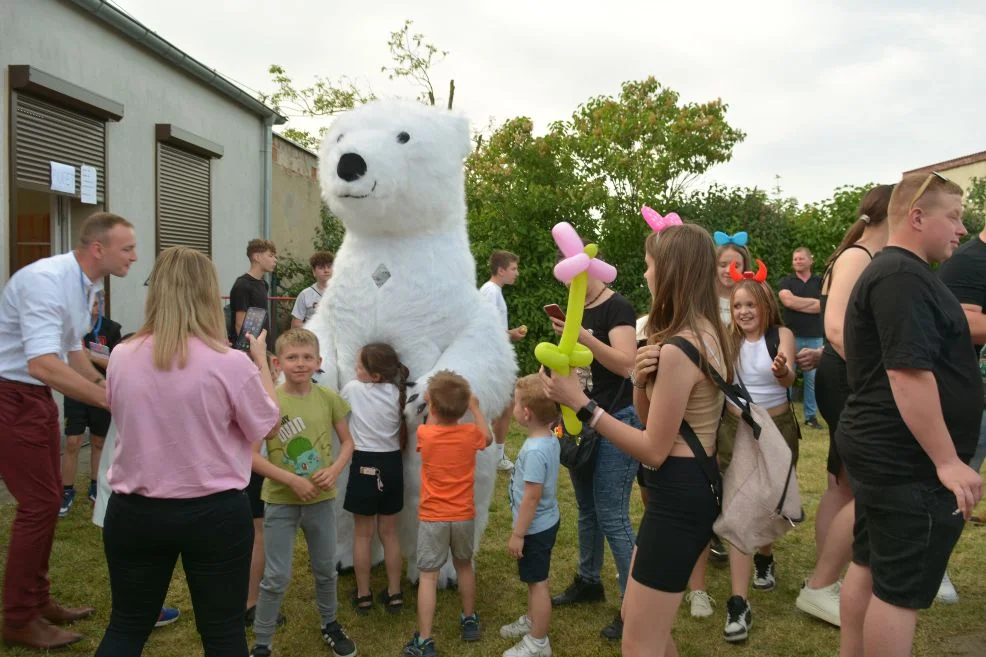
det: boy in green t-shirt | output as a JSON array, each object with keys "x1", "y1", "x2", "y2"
[{"x1": 250, "y1": 329, "x2": 357, "y2": 657}]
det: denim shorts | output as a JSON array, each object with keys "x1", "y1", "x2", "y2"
[{"x1": 851, "y1": 478, "x2": 965, "y2": 609}]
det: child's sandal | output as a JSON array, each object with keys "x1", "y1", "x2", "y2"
[
  {"x1": 378, "y1": 589, "x2": 404, "y2": 614},
  {"x1": 351, "y1": 589, "x2": 374, "y2": 615}
]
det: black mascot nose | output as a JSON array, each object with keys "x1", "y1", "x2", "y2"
[{"x1": 337, "y1": 153, "x2": 367, "y2": 182}]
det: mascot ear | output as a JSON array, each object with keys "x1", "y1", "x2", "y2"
[{"x1": 447, "y1": 113, "x2": 472, "y2": 160}]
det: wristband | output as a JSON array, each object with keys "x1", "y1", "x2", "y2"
[
  {"x1": 629, "y1": 369, "x2": 647, "y2": 389},
  {"x1": 589, "y1": 405, "x2": 605, "y2": 429}
]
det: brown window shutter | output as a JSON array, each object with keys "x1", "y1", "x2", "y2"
[{"x1": 156, "y1": 143, "x2": 212, "y2": 257}]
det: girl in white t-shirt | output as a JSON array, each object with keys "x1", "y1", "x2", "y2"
[
  {"x1": 718, "y1": 275, "x2": 799, "y2": 643},
  {"x1": 342, "y1": 343, "x2": 409, "y2": 615}
]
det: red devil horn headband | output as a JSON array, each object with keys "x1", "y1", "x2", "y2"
[{"x1": 728, "y1": 259, "x2": 768, "y2": 283}]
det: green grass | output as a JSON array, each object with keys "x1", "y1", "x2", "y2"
[{"x1": 2, "y1": 410, "x2": 984, "y2": 657}]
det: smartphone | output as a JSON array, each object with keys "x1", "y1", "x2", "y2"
[
  {"x1": 543, "y1": 304, "x2": 566, "y2": 322},
  {"x1": 234, "y1": 306, "x2": 268, "y2": 351}
]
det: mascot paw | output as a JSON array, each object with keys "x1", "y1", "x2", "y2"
[{"x1": 404, "y1": 380, "x2": 429, "y2": 425}]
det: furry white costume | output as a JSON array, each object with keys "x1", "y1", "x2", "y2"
[{"x1": 307, "y1": 100, "x2": 517, "y2": 586}]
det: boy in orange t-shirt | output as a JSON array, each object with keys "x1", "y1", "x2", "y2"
[{"x1": 403, "y1": 371, "x2": 492, "y2": 657}]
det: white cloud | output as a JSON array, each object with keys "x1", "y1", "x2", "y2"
[{"x1": 111, "y1": 0, "x2": 986, "y2": 202}]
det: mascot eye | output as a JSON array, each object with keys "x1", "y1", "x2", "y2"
[
  {"x1": 336, "y1": 134, "x2": 344, "y2": 143},
  {"x1": 397, "y1": 131, "x2": 410, "y2": 144}
]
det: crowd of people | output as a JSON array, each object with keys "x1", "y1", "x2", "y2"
[{"x1": 0, "y1": 169, "x2": 983, "y2": 657}]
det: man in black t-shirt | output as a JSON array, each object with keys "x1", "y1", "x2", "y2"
[
  {"x1": 836, "y1": 172, "x2": 982, "y2": 657},
  {"x1": 229, "y1": 238, "x2": 277, "y2": 350},
  {"x1": 938, "y1": 228, "x2": 986, "y2": 476},
  {"x1": 778, "y1": 247, "x2": 824, "y2": 429},
  {"x1": 229, "y1": 238, "x2": 279, "y2": 625}
]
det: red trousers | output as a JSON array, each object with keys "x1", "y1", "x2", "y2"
[{"x1": 0, "y1": 379, "x2": 61, "y2": 627}]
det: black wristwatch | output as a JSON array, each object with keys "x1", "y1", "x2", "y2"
[{"x1": 576, "y1": 399, "x2": 599, "y2": 423}]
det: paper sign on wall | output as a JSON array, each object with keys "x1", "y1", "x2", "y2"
[
  {"x1": 80, "y1": 165, "x2": 97, "y2": 204},
  {"x1": 50, "y1": 161, "x2": 76, "y2": 194}
]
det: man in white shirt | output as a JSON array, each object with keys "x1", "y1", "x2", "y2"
[
  {"x1": 0, "y1": 212, "x2": 136, "y2": 650},
  {"x1": 479, "y1": 250, "x2": 526, "y2": 471},
  {"x1": 291, "y1": 250, "x2": 334, "y2": 328}
]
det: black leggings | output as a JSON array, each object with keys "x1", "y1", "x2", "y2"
[
  {"x1": 633, "y1": 457, "x2": 718, "y2": 592},
  {"x1": 815, "y1": 349, "x2": 852, "y2": 477},
  {"x1": 95, "y1": 489, "x2": 254, "y2": 657}
]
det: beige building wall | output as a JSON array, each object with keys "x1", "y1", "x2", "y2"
[
  {"x1": 905, "y1": 151, "x2": 986, "y2": 211},
  {"x1": 271, "y1": 134, "x2": 322, "y2": 265}
]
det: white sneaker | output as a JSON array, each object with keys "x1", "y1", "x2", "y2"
[
  {"x1": 686, "y1": 590, "x2": 715, "y2": 618},
  {"x1": 936, "y1": 571, "x2": 959, "y2": 604},
  {"x1": 497, "y1": 457, "x2": 515, "y2": 472},
  {"x1": 503, "y1": 634, "x2": 551, "y2": 657},
  {"x1": 500, "y1": 615, "x2": 533, "y2": 639},
  {"x1": 795, "y1": 579, "x2": 841, "y2": 627}
]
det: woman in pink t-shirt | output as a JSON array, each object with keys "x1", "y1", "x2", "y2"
[{"x1": 94, "y1": 246, "x2": 279, "y2": 657}]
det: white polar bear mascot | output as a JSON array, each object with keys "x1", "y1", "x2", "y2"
[{"x1": 306, "y1": 99, "x2": 517, "y2": 587}]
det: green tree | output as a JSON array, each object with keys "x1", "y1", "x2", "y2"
[
  {"x1": 552, "y1": 77, "x2": 747, "y2": 309},
  {"x1": 466, "y1": 117, "x2": 607, "y2": 372},
  {"x1": 963, "y1": 176, "x2": 986, "y2": 234}
]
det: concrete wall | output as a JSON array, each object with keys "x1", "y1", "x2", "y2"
[
  {"x1": 0, "y1": 0, "x2": 269, "y2": 333},
  {"x1": 271, "y1": 134, "x2": 322, "y2": 265}
]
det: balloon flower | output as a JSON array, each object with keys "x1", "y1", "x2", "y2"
[{"x1": 535, "y1": 222, "x2": 617, "y2": 434}]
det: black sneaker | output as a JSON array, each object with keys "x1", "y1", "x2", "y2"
[
  {"x1": 460, "y1": 612, "x2": 481, "y2": 641},
  {"x1": 709, "y1": 535, "x2": 728, "y2": 562},
  {"x1": 244, "y1": 606, "x2": 286, "y2": 628},
  {"x1": 804, "y1": 417, "x2": 824, "y2": 430},
  {"x1": 402, "y1": 633, "x2": 436, "y2": 657},
  {"x1": 551, "y1": 574, "x2": 605, "y2": 606},
  {"x1": 321, "y1": 621, "x2": 357, "y2": 657},
  {"x1": 600, "y1": 612, "x2": 623, "y2": 640},
  {"x1": 723, "y1": 596, "x2": 752, "y2": 643},
  {"x1": 752, "y1": 553, "x2": 776, "y2": 591},
  {"x1": 250, "y1": 645, "x2": 272, "y2": 657}
]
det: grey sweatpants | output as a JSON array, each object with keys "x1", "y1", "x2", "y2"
[{"x1": 253, "y1": 499, "x2": 338, "y2": 646}]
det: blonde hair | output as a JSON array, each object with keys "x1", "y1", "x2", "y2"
[
  {"x1": 728, "y1": 280, "x2": 782, "y2": 353},
  {"x1": 515, "y1": 374, "x2": 560, "y2": 425},
  {"x1": 135, "y1": 246, "x2": 228, "y2": 370},
  {"x1": 645, "y1": 224, "x2": 734, "y2": 382},
  {"x1": 275, "y1": 328, "x2": 320, "y2": 356},
  {"x1": 888, "y1": 173, "x2": 964, "y2": 228},
  {"x1": 427, "y1": 370, "x2": 471, "y2": 421}
]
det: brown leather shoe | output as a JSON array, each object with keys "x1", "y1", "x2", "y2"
[
  {"x1": 40, "y1": 600, "x2": 96, "y2": 625},
  {"x1": 2, "y1": 617, "x2": 84, "y2": 649}
]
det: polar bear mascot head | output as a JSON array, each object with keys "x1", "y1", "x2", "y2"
[{"x1": 307, "y1": 99, "x2": 517, "y2": 586}]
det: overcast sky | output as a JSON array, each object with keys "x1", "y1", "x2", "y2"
[{"x1": 112, "y1": 0, "x2": 985, "y2": 203}]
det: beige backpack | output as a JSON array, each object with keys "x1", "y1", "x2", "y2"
[{"x1": 666, "y1": 336, "x2": 804, "y2": 555}]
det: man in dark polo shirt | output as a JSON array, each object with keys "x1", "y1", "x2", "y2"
[
  {"x1": 837, "y1": 172, "x2": 982, "y2": 657},
  {"x1": 778, "y1": 247, "x2": 824, "y2": 429}
]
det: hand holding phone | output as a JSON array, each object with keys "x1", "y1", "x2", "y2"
[
  {"x1": 543, "y1": 304, "x2": 566, "y2": 322},
  {"x1": 235, "y1": 307, "x2": 268, "y2": 351}
]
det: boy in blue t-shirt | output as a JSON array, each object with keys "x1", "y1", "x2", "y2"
[{"x1": 500, "y1": 375, "x2": 561, "y2": 657}]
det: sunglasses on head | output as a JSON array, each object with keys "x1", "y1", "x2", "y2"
[{"x1": 908, "y1": 171, "x2": 951, "y2": 211}]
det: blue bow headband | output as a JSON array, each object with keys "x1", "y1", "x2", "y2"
[{"x1": 714, "y1": 231, "x2": 749, "y2": 247}]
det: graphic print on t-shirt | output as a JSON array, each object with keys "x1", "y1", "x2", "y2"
[{"x1": 275, "y1": 415, "x2": 323, "y2": 476}]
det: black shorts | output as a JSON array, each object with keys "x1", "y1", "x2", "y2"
[
  {"x1": 517, "y1": 521, "x2": 559, "y2": 584},
  {"x1": 64, "y1": 396, "x2": 112, "y2": 437},
  {"x1": 816, "y1": 350, "x2": 851, "y2": 478},
  {"x1": 851, "y1": 478, "x2": 965, "y2": 609},
  {"x1": 343, "y1": 450, "x2": 403, "y2": 516},
  {"x1": 633, "y1": 457, "x2": 718, "y2": 593},
  {"x1": 246, "y1": 472, "x2": 265, "y2": 519}
]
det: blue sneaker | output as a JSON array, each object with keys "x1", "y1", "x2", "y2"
[
  {"x1": 154, "y1": 607, "x2": 180, "y2": 628},
  {"x1": 402, "y1": 633, "x2": 436, "y2": 657},
  {"x1": 59, "y1": 488, "x2": 75, "y2": 518},
  {"x1": 88, "y1": 480, "x2": 98, "y2": 504},
  {"x1": 460, "y1": 612, "x2": 481, "y2": 641}
]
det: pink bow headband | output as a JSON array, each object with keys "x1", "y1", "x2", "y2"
[{"x1": 641, "y1": 206, "x2": 682, "y2": 233}]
